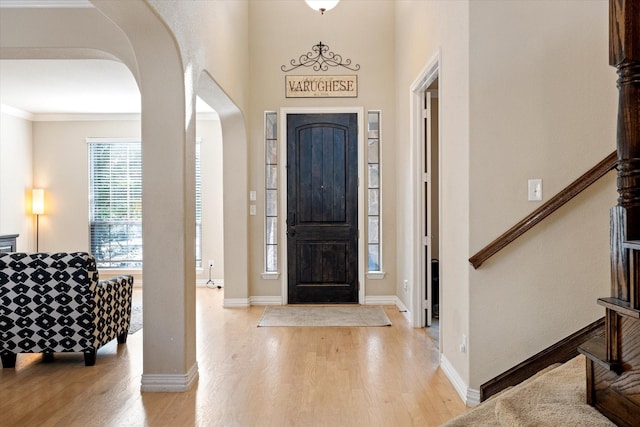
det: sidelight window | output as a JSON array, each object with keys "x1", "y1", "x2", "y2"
[
  {"x1": 265, "y1": 112, "x2": 278, "y2": 273},
  {"x1": 367, "y1": 111, "x2": 382, "y2": 272}
]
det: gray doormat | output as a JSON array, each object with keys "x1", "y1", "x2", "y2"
[{"x1": 257, "y1": 305, "x2": 392, "y2": 327}]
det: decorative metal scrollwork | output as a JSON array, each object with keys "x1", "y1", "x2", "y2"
[{"x1": 281, "y1": 41, "x2": 360, "y2": 72}]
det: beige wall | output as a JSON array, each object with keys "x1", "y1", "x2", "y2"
[
  {"x1": 145, "y1": 0, "x2": 251, "y2": 303},
  {"x1": 467, "y1": 0, "x2": 616, "y2": 390},
  {"x1": 0, "y1": 110, "x2": 33, "y2": 250},
  {"x1": 395, "y1": 0, "x2": 616, "y2": 401},
  {"x1": 247, "y1": 0, "x2": 397, "y2": 299},
  {"x1": 0, "y1": 0, "x2": 620, "y2": 400},
  {"x1": 395, "y1": 0, "x2": 472, "y2": 387},
  {"x1": 31, "y1": 118, "x2": 224, "y2": 285}
]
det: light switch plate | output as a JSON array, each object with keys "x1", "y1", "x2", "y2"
[
  {"x1": 528, "y1": 179, "x2": 542, "y2": 201},
  {"x1": 249, "y1": 205, "x2": 256, "y2": 215},
  {"x1": 249, "y1": 190, "x2": 256, "y2": 201}
]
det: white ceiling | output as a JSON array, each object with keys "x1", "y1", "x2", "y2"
[
  {"x1": 0, "y1": 59, "x2": 142, "y2": 114},
  {"x1": 0, "y1": 59, "x2": 214, "y2": 116}
]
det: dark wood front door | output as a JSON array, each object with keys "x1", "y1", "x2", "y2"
[{"x1": 287, "y1": 113, "x2": 358, "y2": 304}]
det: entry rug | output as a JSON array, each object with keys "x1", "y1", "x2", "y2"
[{"x1": 257, "y1": 305, "x2": 392, "y2": 327}]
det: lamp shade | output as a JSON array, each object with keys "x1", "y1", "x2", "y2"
[
  {"x1": 305, "y1": 0, "x2": 339, "y2": 13},
  {"x1": 32, "y1": 189, "x2": 45, "y2": 215}
]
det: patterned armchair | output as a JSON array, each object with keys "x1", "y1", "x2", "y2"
[{"x1": 0, "y1": 252, "x2": 133, "y2": 367}]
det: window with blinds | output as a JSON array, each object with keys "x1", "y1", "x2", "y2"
[
  {"x1": 89, "y1": 140, "x2": 142, "y2": 268},
  {"x1": 88, "y1": 139, "x2": 202, "y2": 268},
  {"x1": 195, "y1": 140, "x2": 202, "y2": 268}
]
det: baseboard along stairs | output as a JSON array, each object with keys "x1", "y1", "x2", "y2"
[{"x1": 442, "y1": 355, "x2": 615, "y2": 426}]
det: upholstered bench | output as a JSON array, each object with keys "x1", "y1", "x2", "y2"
[{"x1": 0, "y1": 252, "x2": 133, "y2": 367}]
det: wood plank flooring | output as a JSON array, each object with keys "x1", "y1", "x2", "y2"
[{"x1": 0, "y1": 288, "x2": 467, "y2": 426}]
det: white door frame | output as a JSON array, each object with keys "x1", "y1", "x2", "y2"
[
  {"x1": 410, "y1": 52, "x2": 440, "y2": 328},
  {"x1": 279, "y1": 107, "x2": 365, "y2": 304}
]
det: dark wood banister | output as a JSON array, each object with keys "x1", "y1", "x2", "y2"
[{"x1": 469, "y1": 151, "x2": 617, "y2": 269}]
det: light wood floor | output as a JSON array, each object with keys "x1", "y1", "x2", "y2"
[{"x1": 0, "y1": 288, "x2": 467, "y2": 426}]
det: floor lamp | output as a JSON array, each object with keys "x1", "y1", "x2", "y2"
[{"x1": 32, "y1": 189, "x2": 44, "y2": 252}]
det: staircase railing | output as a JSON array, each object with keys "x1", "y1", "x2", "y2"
[{"x1": 469, "y1": 151, "x2": 617, "y2": 269}]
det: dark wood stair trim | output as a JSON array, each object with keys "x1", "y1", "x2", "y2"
[
  {"x1": 597, "y1": 297, "x2": 640, "y2": 319},
  {"x1": 469, "y1": 151, "x2": 617, "y2": 269},
  {"x1": 479, "y1": 317, "x2": 605, "y2": 402},
  {"x1": 578, "y1": 336, "x2": 622, "y2": 374}
]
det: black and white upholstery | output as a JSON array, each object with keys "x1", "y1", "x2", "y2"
[{"x1": 0, "y1": 252, "x2": 133, "y2": 367}]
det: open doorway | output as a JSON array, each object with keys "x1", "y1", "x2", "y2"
[
  {"x1": 424, "y1": 80, "x2": 440, "y2": 345},
  {"x1": 411, "y1": 55, "x2": 440, "y2": 350}
]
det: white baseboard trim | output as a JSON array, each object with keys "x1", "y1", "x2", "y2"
[
  {"x1": 467, "y1": 387, "x2": 481, "y2": 407},
  {"x1": 225, "y1": 295, "x2": 410, "y2": 309},
  {"x1": 223, "y1": 298, "x2": 250, "y2": 308},
  {"x1": 250, "y1": 296, "x2": 283, "y2": 305},
  {"x1": 141, "y1": 362, "x2": 199, "y2": 392},
  {"x1": 440, "y1": 354, "x2": 479, "y2": 407},
  {"x1": 364, "y1": 295, "x2": 397, "y2": 305},
  {"x1": 395, "y1": 298, "x2": 412, "y2": 323}
]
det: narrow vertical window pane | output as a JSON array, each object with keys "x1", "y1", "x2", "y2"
[
  {"x1": 368, "y1": 164, "x2": 379, "y2": 188},
  {"x1": 266, "y1": 139, "x2": 278, "y2": 165},
  {"x1": 266, "y1": 113, "x2": 277, "y2": 140},
  {"x1": 266, "y1": 245, "x2": 277, "y2": 272},
  {"x1": 368, "y1": 111, "x2": 379, "y2": 139},
  {"x1": 367, "y1": 111, "x2": 381, "y2": 272},
  {"x1": 265, "y1": 112, "x2": 278, "y2": 273},
  {"x1": 368, "y1": 139, "x2": 379, "y2": 163},
  {"x1": 368, "y1": 245, "x2": 380, "y2": 271},
  {"x1": 266, "y1": 189, "x2": 278, "y2": 217},
  {"x1": 368, "y1": 216, "x2": 379, "y2": 244},
  {"x1": 368, "y1": 189, "x2": 379, "y2": 216},
  {"x1": 266, "y1": 217, "x2": 278, "y2": 245},
  {"x1": 266, "y1": 165, "x2": 278, "y2": 189}
]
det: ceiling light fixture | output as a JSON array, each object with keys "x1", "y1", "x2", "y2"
[{"x1": 305, "y1": 0, "x2": 339, "y2": 15}]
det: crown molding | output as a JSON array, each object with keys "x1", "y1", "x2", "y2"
[
  {"x1": 33, "y1": 113, "x2": 141, "y2": 121},
  {"x1": 0, "y1": 0, "x2": 92, "y2": 8},
  {"x1": 17, "y1": 111, "x2": 219, "y2": 122},
  {"x1": 1, "y1": 104, "x2": 34, "y2": 120}
]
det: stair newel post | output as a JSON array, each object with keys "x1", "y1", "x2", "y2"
[
  {"x1": 611, "y1": 0, "x2": 640, "y2": 306},
  {"x1": 611, "y1": 0, "x2": 640, "y2": 242},
  {"x1": 581, "y1": 2, "x2": 640, "y2": 425},
  {"x1": 580, "y1": 0, "x2": 640, "y2": 426}
]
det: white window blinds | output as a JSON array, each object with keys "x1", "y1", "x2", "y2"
[{"x1": 89, "y1": 141, "x2": 143, "y2": 268}]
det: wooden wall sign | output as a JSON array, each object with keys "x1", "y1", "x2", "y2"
[{"x1": 285, "y1": 75, "x2": 357, "y2": 98}]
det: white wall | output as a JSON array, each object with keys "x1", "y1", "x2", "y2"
[{"x1": 0, "y1": 109, "x2": 33, "y2": 250}]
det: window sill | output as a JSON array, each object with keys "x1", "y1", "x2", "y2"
[
  {"x1": 261, "y1": 272, "x2": 280, "y2": 280},
  {"x1": 366, "y1": 271, "x2": 386, "y2": 280}
]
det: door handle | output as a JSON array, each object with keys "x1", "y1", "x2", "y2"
[{"x1": 288, "y1": 212, "x2": 296, "y2": 227}]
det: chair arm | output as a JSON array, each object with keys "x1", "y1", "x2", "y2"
[{"x1": 92, "y1": 275, "x2": 134, "y2": 348}]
